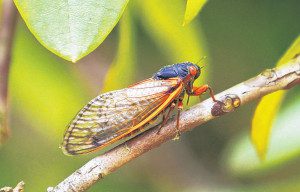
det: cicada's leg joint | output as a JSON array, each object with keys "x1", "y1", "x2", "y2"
[{"x1": 189, "y1": 84, "x2": 217, "y2": 102}]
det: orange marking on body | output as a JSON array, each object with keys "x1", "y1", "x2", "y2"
[{"x1": 189, "y1": 66, "x2": 197, "y2": 76}]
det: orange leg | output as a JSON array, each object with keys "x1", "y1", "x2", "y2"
[
  {"x1": 157, "y1": 101, "x2": 176, "y2": 134},
  {"x1": 189, "y1": 84, "x2": 217, "y2": 102}
]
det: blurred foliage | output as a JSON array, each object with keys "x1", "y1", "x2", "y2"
[
  {"x1": 0, "y1": 0, "x2": 2, "y2": 15},
  {"x1": 13, "y1": 0, "x2": 129, "y2": 62},
  {"x1": 136, "y1": 0, "x2": 208, "y2": 106},
  {"x1": 1, "y1": 1, "x2": 300, "y2": 191},
  {"x1": 136, "y1": 0, "x2": 207, "y2": 65},
  {"x1": 252, "y1": 36, "x2": 300, "y2": 160},
  {"x1": 9, "y1": 21, "x2": 88, "y2": 139},
  {"x1": 102, "y1": 8, "x2": 135, "y2": 92},
  {"x1": 226, "y1": 88, "x2": 300, "y2": 176},
  {"x1": 183, "y1": 0, "x2": 208, "y2": 26}
]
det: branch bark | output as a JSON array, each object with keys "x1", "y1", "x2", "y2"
[
  {"x1": 0, "y1": 0, "x2": 17, "y2": 143},
  {"x1": 48, "y1": 56, "x2": 300, "y2": 192}
]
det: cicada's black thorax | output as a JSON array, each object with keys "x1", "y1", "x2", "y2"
[{"x1": 153, "y1": 62, "x2": 201, "y2": 80}]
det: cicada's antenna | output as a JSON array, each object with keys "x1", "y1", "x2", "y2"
[{"x1": 195, "y1": 56, "x2": 207, "y2": 67}]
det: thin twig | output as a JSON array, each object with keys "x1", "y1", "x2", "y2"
[
  {"x1": 0, "y1": 0, "x2": 17, "y2": 143},
  {"x1": 48, "y1": 56, "x2": 300, "y2": 192},
  {"x1": 0, "y1": 181, "x2": 25, "y2": 192}
]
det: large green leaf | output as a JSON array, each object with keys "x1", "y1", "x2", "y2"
[
  {"x1": 226, "y1": 90, "x2": 300, "y2": 176},
  {"x1": 9, "y1": 21, "x2": 88, "y2": 139},
  {"x1": 13, "y1": 0, "x2": 129, "y2": 62},
  {"x1": 251, "y1": 36, "x2": 300, "y2": 160},
  {"x1": 102, "y1": 8, "x2": 135, "y2": 92}
]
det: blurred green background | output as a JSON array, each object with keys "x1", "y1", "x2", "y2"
[{"x1": 1, "y1": 0, "x2": 300, "y2": 191}]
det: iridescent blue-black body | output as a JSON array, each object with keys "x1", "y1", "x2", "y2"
[
  {"x1": 153, "y1": 62, "x2": 201, "y2": 94},
  {"x1": 153, "y1": 62, "x2": 201, "y2": 80}
]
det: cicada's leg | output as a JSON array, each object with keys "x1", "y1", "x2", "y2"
[
  {"x1": 157, "y1": 101, "x2": 176, "y2": 134},
  {"x1": 174, "y1": 98, "x2": 183, "y2": 139},
  {"x1": 189, "y1": 84, "x2": 217, "y2": 102},
  {"x1": 161, "y1": 109, "x2": 166, "y2": 124}
]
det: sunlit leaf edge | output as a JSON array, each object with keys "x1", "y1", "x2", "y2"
[
  {"x1": 13, "y1": 0, "x2": 129, "y2": 62},
  {"x1": 102, "y1": 7, "x2": 135, "y2": 92},
  {"x1": 183, "y1": 0, "x2": 208, "y2": 26}
]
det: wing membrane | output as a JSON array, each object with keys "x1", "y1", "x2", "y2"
[{"x1": 62, "y1": 78, "x2": 183, "y2": 155}]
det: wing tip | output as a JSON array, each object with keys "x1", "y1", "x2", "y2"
[{"x1": 61, "y1": 143, "x2": 76, "y2": 156}]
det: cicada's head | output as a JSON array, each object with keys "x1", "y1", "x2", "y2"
[
  {"x1": 178, "y1": 62, "x2": 201, "y2": 82},
  {"x1": 177, "y1": 62, "x2": 202, "y2": 94}
]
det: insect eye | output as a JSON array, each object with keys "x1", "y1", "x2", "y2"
[{"x1": 189, "y1": 66, "x2": 197, "y2": 76}]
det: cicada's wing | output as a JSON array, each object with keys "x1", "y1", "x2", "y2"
[{"x1": 62, "y1": 78, "x2": 183, "y2": 155}]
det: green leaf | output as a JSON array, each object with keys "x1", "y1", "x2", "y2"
[
  {"x1": 277, "y1": 36, "x2": 300, "y2": 67},
  {"x1": 226, "y1": 91, "x2": 300, "y2": 176},
  {"x1": 136, "y1": 0, "x2": 209, "y2": 105},
  {"x1": 251, "y1": 91, "x2": 285, "y2": 160},
  {"x1": 251, "y1": 35, "x2": 300, "y2": 160},
  {"x1": 102, "y1": 9, "x2": 135, "y2": 92},
  {"x1": 13, "y1": 0, "x2": 129, "y2": 62},
  {"x1": 183, "y1": 0, "x2": 208, "y2": 26},
  {"x1": 9, "y1": 21, "x2": 88, "y2": 139}
]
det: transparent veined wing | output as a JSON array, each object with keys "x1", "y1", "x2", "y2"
[{"x1": 62, "y1": 78, "x2": 183, "y2": 155}]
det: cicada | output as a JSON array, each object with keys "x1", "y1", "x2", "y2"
[{"x1": 62, "y1": 62, "x2": 216, "y2": 155}]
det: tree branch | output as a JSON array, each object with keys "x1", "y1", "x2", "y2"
[
  {"x1": 48, "y1": 57, "x2": 300, "y2": 192},
  {"x1": 0, "y1": 0, "x2": 17, "y2": 143},
  {"x1": 0, "y1": 181, "x2": 25, "y2": 192}
]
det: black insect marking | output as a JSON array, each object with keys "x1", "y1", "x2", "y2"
[
  {"x1": 67, "y1": 150, "x2": 76, "y2": 155},
  {"x1": 91, "y1": 136, "x2": 101, "y2": 146},
  {"x1": 138, "y1": 99, "x2": 146, "y2": 106},
  {"x1": 103, "y1": 121, "x2": 109, "y2": 126},
  {"x1": 86, "y1": 102, "x2": 92, "y2": 108}
]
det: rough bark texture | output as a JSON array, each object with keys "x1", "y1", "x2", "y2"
[{"x1": 48, "y1": 57, "x2": 300, "y2": 192}]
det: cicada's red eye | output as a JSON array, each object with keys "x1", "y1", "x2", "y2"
[{"x1": 189, "y1": 66, "x2": 197, "y2": 76}]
